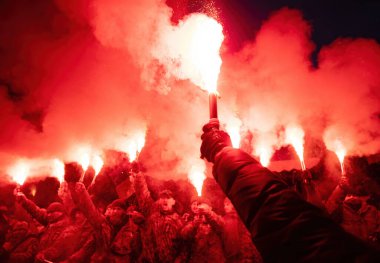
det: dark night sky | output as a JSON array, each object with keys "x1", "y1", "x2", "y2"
[{"x1": 175, "y1": 0, "x2": 380, "y2": 51}]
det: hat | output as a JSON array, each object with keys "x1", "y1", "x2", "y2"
[
  {"x1": 190, "y1": 196, "x2": 210, "y2": 206},
  {"x1": 158, "y1": 189, "x2": 174, "y2": 199},
  {"x1": 108, "y1": 199, "x2": 127, "y2": 210},
  {"x1": 47, "y1": 202, "x2": 65, "y2": 213}
]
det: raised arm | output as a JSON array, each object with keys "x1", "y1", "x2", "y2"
[
  {"x1": 200, "y1": 120, "x2": 380, "y2": 263},
  {"x1": 131, "y1": 172, "x2": 154, "y2": 216},
  {"x1": 67, "y1": 182, "x2": 105, "y2": 230},
  {"x1": 15, "y1": 193, "x2": 48, "y2": 226}
]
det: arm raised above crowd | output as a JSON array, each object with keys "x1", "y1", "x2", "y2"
[
  {"x1": 131, "y1": 172, "x2": 154, "y2": 215},
  {"x1": 201, "y1": 121, "x2": 380, "y2": 263},
  {"x1": 67, "y1": 182, "x2": 104, "y2": 230}
]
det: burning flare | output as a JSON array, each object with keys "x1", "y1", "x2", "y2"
[
  {"x1": 69, "y1": 146, "x2": 92, "y2": 171},
  {"x1": 91, "y1": 155, "x2": 104, "y2": 176},
  {"x1": 189, "y1": 16, "x2": 224, "y2": 93},
  {"x1": 254, "y1": 134, "x2": 275, "y2": 167},
  {"x1": 8, "y1": 161, "x2": 30, "y2": 185},
  {"x1": 285, "y1": 125, "x2": 306, "y2": 171},
  {"x1": 188, "y1": 162, "x2": 206, "y2": 196},
  {"x1": 52, "y1": 159, "x2": 65, "y2": 183},
  {"x1": 117, "y1": 131, "x2": 146, "y2": 162},
  {"x1": 162, "y1": 14, "x2": 224, "y2": 93},
  {"x1": 332, "y1": 139, "x2": 346, "y2": 175},
  {"x1": 257, "y1": 147, "x2": 272, "y2": 167}
]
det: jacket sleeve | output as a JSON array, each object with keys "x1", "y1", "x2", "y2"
[
  {"x1": 213, "y1": 147, "x2": 379, "y2": 263},
  {"x1": 68, "y1": 182, "x2": 106, "y2": 230},
  {"x1": 19, "y1": 197, "x2": 48, "y2": 226}
]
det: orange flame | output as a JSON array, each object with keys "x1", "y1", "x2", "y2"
[
  {"x1": 52, "y1": 159, "x2": 65, "y2": 183},
  {"x1": 8, "y1": 161, "x2": 30, "y2": 185},
  {"x1": 170, "y1": 14, "x2": 224, "y2": 93},
  {"x1": 257, "y1": 147, "x2": 272, "y2": 167},
  {"x1": 254, "y1": 135, "x2": 275, "y2": 167},
  {"x1": 121, "y1": 132, "x2": 146, "y2": 162},
  {"x1": 69, "y1": 146, "x2": 91, "y2": 171},
  {"x1": 285, "y1": 125, "x2": 306, "y2": 171},
  {"x1": 333, "y1": 139, "x2": 346, "y2": 175},
  {"x1": 91, "y1": 155, "x2": 104, "y2": 176},
  {"x1": 190, "y1": 16, "x2": 224, "y2": 93},
  {"x1": 323, "y1": 131, "x2": 347, "y2": 176},
  {"x1": 188, "y1": 163, "x2": 206, "y2": 196}
]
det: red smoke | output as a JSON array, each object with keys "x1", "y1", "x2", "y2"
[
  {"x1": 220, "y1": 8, "x2": 380, "y2": 159},
  {"x1": 0, "y1": 1, "x2": 379, "y2": 182}
]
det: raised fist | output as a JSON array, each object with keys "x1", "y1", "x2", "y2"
[{"x1": 200, "y1": 119, "x2": 232, "y2": 163}]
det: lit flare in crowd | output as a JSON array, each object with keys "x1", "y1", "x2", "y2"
[
  {"x1": 181, "y1": 15, "x2": 224, "y2": 93},
  {"x1": 8, "y1": 161, "x2": 30, "y2": 185},
  {"x1": 285, "y1": 125, "x2": 306, "y2": 171},
  {"x1": 254, "y1": 134, "x2": 275, "y2": 167},
  {"x1": 137, "y1": 135, "x2": 146, "y2": 153},
  {"x1": 79, "y1": 152, "x2": 90, "y2": 171},
  {"x1": 70, "y1": 146, "x2": 91, "y2": 171},
  {"x1": 175, "y1": 14, "x2": 224, "y2": 118},
  {"x1": 188, "y1": 163, "x2": 206, "y2": 196},
  {"x1": 91, "y1": 155, "x2": 104, "y2": 176},
  {"x1": 257, "y1": 147, "x2": 272, "y2": 167},
  {"x1": 125, "y1": 132, "x2": 146, "y2": 162},
  {"x1": 333, "y1": 139, "x2": 346, "y2": 175},
  {"x1": 52, "y1": 159, "x2": 65, "y2": 183}
]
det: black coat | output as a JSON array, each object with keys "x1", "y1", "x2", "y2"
[{"x1": 213, "y1": 147, "x2": 380, "y2": 263}]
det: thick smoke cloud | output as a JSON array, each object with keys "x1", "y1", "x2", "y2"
[
  {"x1": 219, "y1": 8, "x2": 380, "y2": 159},
  {"x1": 0, "y1": 1, "x2": 379, "y2": 183}
]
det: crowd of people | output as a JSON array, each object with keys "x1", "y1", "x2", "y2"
[
  {"x1": 0, "y1": 121, "x2": 379, "y2": 262},
  {"x1": 0, "y1": 160, "x2": 264, "y2": 263}
]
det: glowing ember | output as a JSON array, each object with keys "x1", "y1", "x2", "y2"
[
  {"x1": 30, "y1": 185, "x2": 37, "y2": 197},
  {"x1": 52, "y1": 159, "x2": 65, "y2": 183},
  {"x1": 91, "y1": 155, "x2": 104, "y2": 176},
  {"x1": 285, "y1": 125, "x2": 306, "y2": 171},
  {"x1": 226, "y1": 125, "x2": 241, "y2": 148},
  {"x1": 188, "y1": 163, "x2": 206, "y2": 196},
  {"x1": 8, "y1": 161, "x2": 30, "y2": 185},
  {"x1": 333, "y1": 139, "x2": 346, "y2": 175}
]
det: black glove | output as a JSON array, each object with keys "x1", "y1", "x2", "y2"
[{"x1": 200, "y1": 119, "x2": 232, "y2": 163}]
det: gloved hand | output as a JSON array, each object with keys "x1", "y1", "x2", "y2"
[{"x1": 200, "y1": 119, "x2": 232, "y2": 163}]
